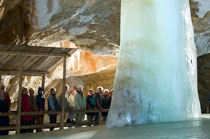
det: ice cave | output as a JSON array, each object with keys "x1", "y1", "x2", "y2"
[{"x1": 0, "y1": 0, "x2": 209, "y2": 138}]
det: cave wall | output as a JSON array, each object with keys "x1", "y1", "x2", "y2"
[
  {"x1": 0, "y1": 0, "x2": 209, "y2": 110},
  {"x1": 198, "y1": 54, "x2": 210, "y2": 106}
]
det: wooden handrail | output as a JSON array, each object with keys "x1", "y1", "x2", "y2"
[
  {"x1": 0, "y1": 109, "x2": 109, "y2": 116},
  {"x1": 0, "y1": 109, "x2": 110, "y2": 132}
]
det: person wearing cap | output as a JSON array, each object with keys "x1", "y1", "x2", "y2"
[
  {"x1": 20, "y1": 88, "x2": 32, "y2": 133},
  {"x1": 93, "y1": 86, "x2": 103, "y2": 125},
  {"x1": 36, "y1": 87, "x2": 45, "y2": 132},
  {"x1": 0, "y1": 90, "x2": 9, "y2": 135},
  {"x1": 74, "y1": 85, "x2": 86, "y2": 126},
  {"x1": 101, "y1": 89, "x2": 111, "y2": 121}
]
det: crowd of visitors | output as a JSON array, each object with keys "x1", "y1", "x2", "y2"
[{"x1": 0, "y1": 84, "x2": 112, "y2": 135}]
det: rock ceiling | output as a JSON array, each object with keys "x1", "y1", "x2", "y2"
[{"x1": 0, "y1": 0, "x2": 209, "y2": 57}]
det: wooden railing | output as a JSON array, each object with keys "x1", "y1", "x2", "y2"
[{"x1": 0, "y1": 109, "x2": 109, "y2": 132}]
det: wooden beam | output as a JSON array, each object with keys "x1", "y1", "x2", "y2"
[
  {"x1": 42, "y1": 74, "x2": 45, "y2": 89},
  {"x1": 0, "y1": 70, "x2": 49, "y2": 76},
  {"x1": 16, "y1": 55, "x2": 23, "y2": 134},
  {"x1": 0, "y1": 109, "x2": 110, "y2": 116},
  {"x1": 0, "y1": 50, "x2": 72, "y2": 57},
  {"x1": 60, "y1": 56, "x2": 66, "y2": 130}
]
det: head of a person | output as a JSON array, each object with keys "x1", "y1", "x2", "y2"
[
  {"x1": 1, "y1": 85, "x2": 5, "y2": 92},
  {"x1": 29, "y1": 88, "x2": 34, "y2": 96},
  {"x1": 65, "y1": 84, "x2": 70, "y2": 93},
  {"x1": 50, "y1": 88, "x2": 56, "y2": 95},
  {"x1": 97, "y1": 86, "x2": 103, "y2": 94},
  {"x1": 0, "y1": 90, "x2": 4, "y2": 99},
  {"x1": 38, "y1": 87, "x2": 44, "y2": 95},
  {"x1": 70, "y1": 89, "x2": 76, "y2": 96},
  {"x1": 104, "y1": 89, "x2": 109, "y2": 96},
  {"x1": 77, "y1": 85, "x2": 83, "y2": 93},
  {"x1": 22, "y1": 88, "x2": 28, "y2": 95},
  {"x1": 88, "y1": 89, "x2": 93, "y2": 96}
]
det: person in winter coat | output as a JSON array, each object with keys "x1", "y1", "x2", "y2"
[
  {"x1": 29, "y1": 88, "x2": 38, "y2": 133},
  {"x1": 1, "y1": 85, "x2": 11, "y2": 109},
  {"x1": 21, "y1": 88, "x2": 32, "y2": 134},
  {"x1": 93, "y1": 86, "x2": 103, "y2": 125},
  {"x1": 48, "y1": 88, "x2": 60, "y2": 131},
  {"x1": 101, "y1": 89, "x2": 111, "y2": 121},
  {"x1": 36, "y1": 87, "x2": 45, "y2": 132},
  {"x1": 58, "y1": 84, "x2": 70, "y2": 121},
  {"x1": 0, "y1": 90, "x2": 9, "y2": 136},
  {"x1": 67, "y1": 89, "x2": 76, "y2": 125},
  {"x1": 86, "y1": 89, "x2": 96, "y2": 125},
  {"x1": 74, "y1": 85, "x2": 86, "y2": 126}
]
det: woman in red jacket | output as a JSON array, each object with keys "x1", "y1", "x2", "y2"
[{"x1": 21, "y1": 88, "x2": 32, "y2": 133}]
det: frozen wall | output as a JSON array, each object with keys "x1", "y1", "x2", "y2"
[{"x1": 106, "y1": 0, "x2": 201, "y2": 128}]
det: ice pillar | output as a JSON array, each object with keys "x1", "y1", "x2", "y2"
[{"x1": 106, "y1": 0, "x2": 201, "y2": 128}]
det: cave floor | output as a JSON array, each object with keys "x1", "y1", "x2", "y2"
[{"x1": 3, "y1": 115, "x2": 210, "y2": 139}]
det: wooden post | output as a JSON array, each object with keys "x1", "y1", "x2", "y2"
[
  {"x1": 42, "y1": 74, "x2": 45, "y2": 89},
  {"x1": 206, "y1": 106, "x2": 210, "y2": 113},
  {"x1": 99, "y1": 111, "x2": 102, "y2": 125},
  {"x1": 16, "y1": 55, "x2": 23, "y2": 134},
  {"x1": 60, "y1": 56, "x2": 66, "y2": 130}
]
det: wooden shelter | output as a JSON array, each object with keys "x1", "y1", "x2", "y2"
[{"x1": 0, "y1": 44, "x2": 77, "y2": 134}]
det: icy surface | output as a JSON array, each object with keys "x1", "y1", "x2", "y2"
[
  {"x1": 106, "y1": 0, "x2": 201, "y2": 128},
  {"x1": 4, "y1": 118, "x2": 210, "y2": 139}
]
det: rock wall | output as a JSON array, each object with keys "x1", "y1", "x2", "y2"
[
  {"x1": 198, "y1": 54, "x2": 210, "y2": 106},
  {"x1": 190, "y1": 0, "x2": 210, "y2": 56},
  {"x1": 0, "y1": 0, "x2": 208, "y2": 57},
  {"x1": 0, "y1": 0, "x2": 209, "y2": 110}
]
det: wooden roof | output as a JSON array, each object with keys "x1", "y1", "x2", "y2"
[{"x1": 0, "y1": 44, "x2": 77, "y2": 76}]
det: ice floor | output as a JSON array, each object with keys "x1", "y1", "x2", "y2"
[{"x1": 3, "y1": 115, "x2": 210, "y2": 139}]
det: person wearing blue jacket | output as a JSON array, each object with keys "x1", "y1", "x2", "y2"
[{"x1": 48, "y1": 88, "x2": 60, "y2": 131}]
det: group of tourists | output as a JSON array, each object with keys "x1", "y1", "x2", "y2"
[{"x1": 0, "y1": 84, "x2": 112, "y2": 135}]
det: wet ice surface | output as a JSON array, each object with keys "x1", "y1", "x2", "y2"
[{"x1": 4, "y1": 118, "x2": 210, "y2": 139}]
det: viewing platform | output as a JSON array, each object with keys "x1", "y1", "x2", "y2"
[{"x1": 2, "y1": 115, "x2": 210, "y2": 139}]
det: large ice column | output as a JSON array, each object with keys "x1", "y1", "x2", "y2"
[{"x1": 106, "y1": 0, "x2": 201, "y2": 128}]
